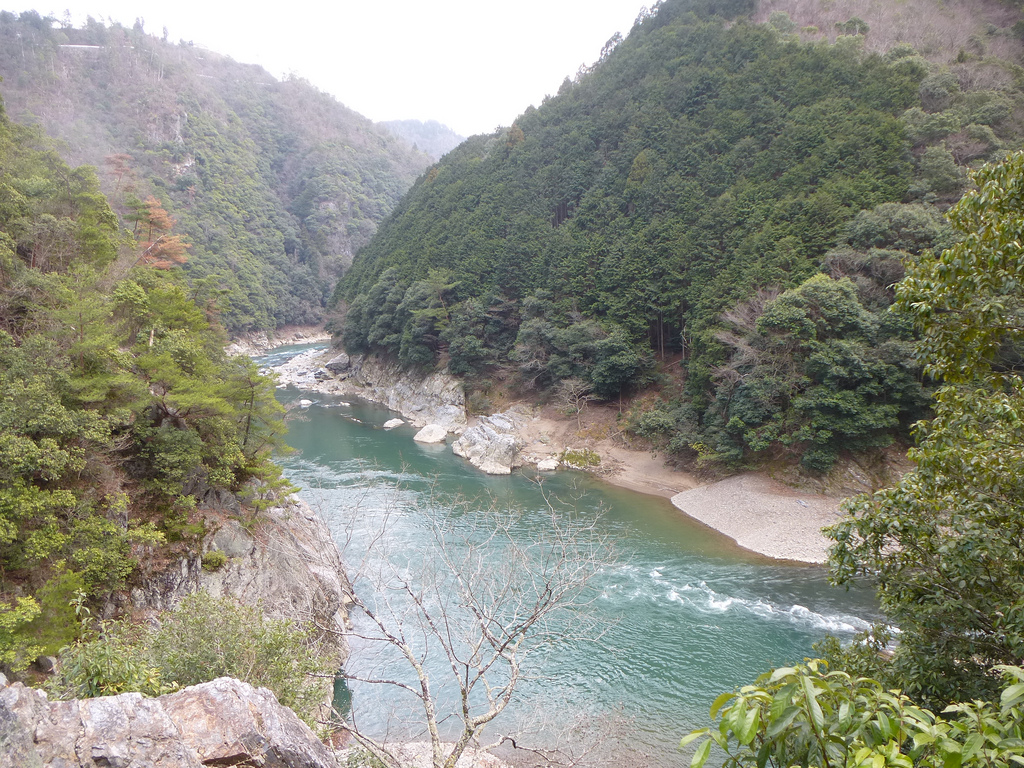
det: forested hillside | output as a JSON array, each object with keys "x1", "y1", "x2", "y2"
[
  {"x1": 384, "y1": 119, "x2": 465, "y2": 161},
  {"x1": 0, "y1": 98, "x2": 289, "y2": 670},
  {"x1": 0, "y1": 12, "x2": 431, "y2": 333},
  {"x1": 336, "y1": 0, "x2": 1024, "y2": 472}
]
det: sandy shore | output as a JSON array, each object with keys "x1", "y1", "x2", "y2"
[
  {"x1": 511, "y1": 412, "x2": 839, "y2": 564},
  {"x1": 669, "y1": 474, "x2": 840, "y2": 564}
]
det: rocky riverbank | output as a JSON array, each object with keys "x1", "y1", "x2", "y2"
[
  {"x1": 226, "y1": 325, "x2": 332, "y2": 357},
  {"x1": 113, "y1": 493, "x2": 352, "y2": 660},
  {"x1": 273, "y1": 347, "x2": 467, "y2": 432},
  {"x1": 0, "y1": 676, "x2": 339, "y2": 768},
  {"x1": 270, "y1": 348, "x2": 849, "y2": 564}
]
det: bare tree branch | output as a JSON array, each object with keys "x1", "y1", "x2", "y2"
[{"x1": 330, "y1": 482, "x2": 615, "y2": 768}]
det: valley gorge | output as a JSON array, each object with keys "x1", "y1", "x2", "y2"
[{"x1": 2, "y1": 0, "x2": 1024, "y2": 765}]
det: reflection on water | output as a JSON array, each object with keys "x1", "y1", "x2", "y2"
[{"x1": 260, "y1": 344, "x2": 879, "y2": 764}]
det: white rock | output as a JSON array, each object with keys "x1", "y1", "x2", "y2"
[
  {"x1": 537, "y1": 458, "x2": 560, "y2": 471},
  {"x1": 327, "y1": 355, "x2": 467, "y2": 430},
  {"x1": 298, "y1": 399, "x2": 313, "y2": 408},
  {"x1": 413, "y1": 424, "x2": 448, "y2": 443},
  {"x1": 383, "y1": 418, "x2": 405, "y2": 430},
  {"x1": 269, "y1": 353, "x2": 468, "y2": 432},
  {"x1": 452, "y1": 422, "x2": 522, "y2": 475},
  {"x1": 325, "y1": 352, "x2": 351, "y2": 374}
]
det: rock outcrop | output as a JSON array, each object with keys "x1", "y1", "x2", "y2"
[
  {"x1": 334, "y1": 355, "x2": 467, "y2": 432},
  {"x1": 413, "y1": 424, "x2": 448, "y2": 444},
  {"x1": 225, "y1": 327, "x2": 332, "y2": 357},
  {"x1": 273, "y1": 350, "x2": 467, "y2": 433},
  {"x1": 0, "y1": 675, "x2": 338, "y2": 768},
  {"x1": 115, "y1": 496, "x2": 351, "y2": 660},
  {"x1": 451, "y1": 412, "x2": 526, "y2": 475},
  {"x1": 324, "y1": 352, "x2": 351, "y2": 374}
]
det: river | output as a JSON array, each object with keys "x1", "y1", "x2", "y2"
[{"x1": 259, "y1": 344, "x2": 880, "y2": 765}]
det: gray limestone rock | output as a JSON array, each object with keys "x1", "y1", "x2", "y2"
[
  {"x1": 325, "y1": 352, "x2": 351, "y2": 374},
  {"x1": 271, "y1": 352, "x2": 467, "y2": 431},
  {"x1": 451, "y1": 413, "x2": 525, "y2": 475},
  {"x1": 115, "y1": 497, "x2": 351, "y2": 664},
  {"x1": 336, "y1": 355, "x2": 467, "y2": 431},
  {"x1": 0, "y1": 677, "x2": 336, "y2": 768}
]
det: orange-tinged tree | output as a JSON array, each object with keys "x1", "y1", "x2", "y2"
[{"x1": 135, "y1": 196, "x2": 189, "y2": 269}]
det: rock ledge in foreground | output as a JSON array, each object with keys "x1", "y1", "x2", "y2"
[{"x1": 0, "y1": 675, "x2": 337, "y2": 768}]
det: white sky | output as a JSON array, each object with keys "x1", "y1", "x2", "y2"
[{"x1": 14, "y1": 1, "x2": 647, "y2": 137}]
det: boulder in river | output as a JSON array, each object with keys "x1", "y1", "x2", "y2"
[
  {"x1": 383, "y1": 418, "x2": 405, "y2": 430},
  {"x1": 413, "y1": 424, "x2": 449, "y2": 443},
  {"x1": 325, "y1": 352, "x2": 351, "y2": 374},
  {"x1": 451, "y1": 412, "x2": 525, "y2": 475}
]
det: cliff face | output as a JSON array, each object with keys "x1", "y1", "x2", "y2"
[
  {"x1": 0, "y1": 675, "x2": 339, "y2": 768},
  {"x1": 274, "y1": 349, "x2": 468, "y2": 433},
  {"x1": 114, "y1": 495, "x2": 351, "y2": 662}
]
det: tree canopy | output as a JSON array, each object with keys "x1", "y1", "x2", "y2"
[
  {"x1": 827, "y1": 151, "x2": 1024, "y2": 706},
  {"x1": 334, "y1": 0, "x2": 1024, "y2": 470},
  {"x1": 0, "y1": 12, "x2": 430, "y2": 333},
  {"x1": 0, "y1": 101, "x2": 289, "y2": 671}
]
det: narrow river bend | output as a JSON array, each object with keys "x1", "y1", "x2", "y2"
[{"x1": 260, "y1": 344, "x2": 879, "y2": 764}]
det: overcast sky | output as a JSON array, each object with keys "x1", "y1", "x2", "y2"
[{"x1": 13, "y1": 1, "x2": 646, "y2": 137}]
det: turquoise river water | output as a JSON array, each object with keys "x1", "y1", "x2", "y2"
[{"x1": 259, "y1": 344, "x2": 880, "y2": 765}]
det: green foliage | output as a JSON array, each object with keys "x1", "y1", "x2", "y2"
[
  {"x1": 50, "y1": 593, "x2": 337, "y2": 728},
  {"x1": 22, "y1": 571, "x2": 86, "y2": 656},
  {"x1": 333, "y1": 0, "x2": 1000, "y2": 473},
  {"x1": 697, "y1": 274, "x2": 928, "y2": 470},
  {"x1": 0, "y1": 14, "x2": 429, "y2": 332},
  {"x1": 0, "y1": 596, "x2": 42, "y2": 672},
  {"x1": 560, "y1": 448, "x2": 601, "y2": 468},
  {"x1": 340, "y1": 11, "x2": 920, "y2": 385},
  {"x1": 681, "y1": 662, "x2": 1024, "y2": 768},
  {"x1": 201, "y1": 550, "x2": 228, "y2": 571},
  {"x1": 147, "y1": 592, "x2": 337, "y2": 727},
  {"x1": 52, "y1": 618, "x2": 167, "y2": 698},
  {"x1": 827, "y1": 152, "x2": 1024, "y2": 706},
  {"x1": 0, "y1": 104, "x2": 289, "y2": 668},
  {"x1": 344, "y1": 751, "x2": 388, "y2": 768}
]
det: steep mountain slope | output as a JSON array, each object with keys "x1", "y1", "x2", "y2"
[
  {"x1": 0, "y1": 94, "x2": 305, "y2": 669},
  {"x1": 335, "y1": 0, "x2": 1024, "y2": 471},
  {"x1": 0, "y1": 12, "x2": 431, "y2": 332}
]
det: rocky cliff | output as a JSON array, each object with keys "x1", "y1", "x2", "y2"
[
  {"x1": 0, "y1": 675, "x2": 339, "y2": 768},
  {"x1": 274, "y1": 349, "x2": 467, "y2": 433},
  {"x1": 114, "y1": 494, "x2": 351, "y2": 661}
]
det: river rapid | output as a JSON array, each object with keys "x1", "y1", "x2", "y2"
[{"x1": 260, "y1": 344, "x2": 880, "y2": 765}]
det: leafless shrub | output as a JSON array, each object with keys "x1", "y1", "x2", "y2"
[{"x1": 332, "y1": 485, "x2": 616, "y2": 768}]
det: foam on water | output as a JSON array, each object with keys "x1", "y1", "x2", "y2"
[{"x1": 608, "y1": 566, "x2": 874, "y2": 635}]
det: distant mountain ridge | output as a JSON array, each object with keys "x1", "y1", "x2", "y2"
[
  {"x1": 0, "y1": 11, "x2": 431, "y2": 332},
  {"x1": 384, "y1": 119, "x2": 465, "y2": 160}
]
